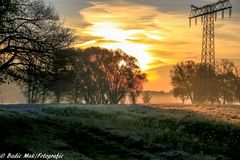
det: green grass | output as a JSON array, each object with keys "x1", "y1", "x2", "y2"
[{"x1": 0, "y1": 104, "x2": 240, "y2": 160}]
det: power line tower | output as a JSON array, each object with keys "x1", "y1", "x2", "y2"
[{"x1": 189, "y1": 0, "x2": 232, "y2": 67}]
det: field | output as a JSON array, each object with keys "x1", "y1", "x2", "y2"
[{"x1": 0, "y1": 104, "x2": 240, "y2": 160}]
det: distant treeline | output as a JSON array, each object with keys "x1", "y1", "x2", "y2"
[
  {"x1": 143, "y1": 91, "x2": 172, "y2": 95},
  {"x1": 170, "y1": 60, "x2": 240, "y2": 105}
]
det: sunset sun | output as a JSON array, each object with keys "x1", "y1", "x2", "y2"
[
  {"x1": 79, "y1": 21, "x2": 154, "y2": 70},
  {"x1": 102, "y1": 42, "x2": 152, "y2": 70}
]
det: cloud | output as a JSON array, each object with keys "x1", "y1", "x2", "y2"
[
  {"x1": 75, "y1": 1, "x2": 185, "y2": 70},
  {"x1": 76, "y1": 1, "x2": 192, "y2": 56},
  {"x1": 49, "y1": 0, "x2": 240, "y2": 91}
]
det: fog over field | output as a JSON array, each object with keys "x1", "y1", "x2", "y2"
[
  {"x1": 0, "y1": 83, "x2": 26, "y2": 104},
  {"x1": 0, "y1": 83, "x2": 181, "y2": 104}
]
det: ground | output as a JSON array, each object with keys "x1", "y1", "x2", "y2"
[{"x1": 0, "y1": 104, "x2": 240, "y2": 160}]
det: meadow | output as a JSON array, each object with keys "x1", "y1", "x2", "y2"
[{"x1": 0, "y1": 104, "x2": 240, "y2": 160}]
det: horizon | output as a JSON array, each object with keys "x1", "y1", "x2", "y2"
[
  {"x1": 0, "y1": 83, "x2": 174, "y2": 104},
  {"x1": 44, "y1": 0, "x2": 240, "y2": 92}
]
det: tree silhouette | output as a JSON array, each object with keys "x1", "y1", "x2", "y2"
[
  {"x1": 193, "y1": 64, "x2": 218, "y2": 105},
  {"x1": 43, "y1": 49, "x2": 77, "y2": 103},
  {"x1": 170, "y1": 61, "x2": 196, "y2": 104},
  {"x1": 216, "y1": 59, "x2": 236, "y2": 104},
  {"x1": 0, "y1": 0, "x2": 74, "y2": 83},
  {"x1": 234, "y1": 65, "x2": 240, "y2": 103},
  {"x1": 171, "y1": 59, "x2": 239, "y2": 105},
  {"x1": 142, "y1": 92, "x2": 152, "y2": 104},
  {"x1": 73, "y1": 47, "x2": 147, "y2": 104}
]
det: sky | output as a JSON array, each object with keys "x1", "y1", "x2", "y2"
[{"x1": 44, "y1": 0, "x2": 240, "y2": 91}]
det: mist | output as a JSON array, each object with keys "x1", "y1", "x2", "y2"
[{"x1": 0, "y1": 83, "x2": 26, "y2": 104}]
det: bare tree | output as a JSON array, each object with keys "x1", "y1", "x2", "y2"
[
  {"x1": 0, "y1": 0, "x2": 74, "y2": 82},
  {"x1": 1, "y1": 0, "x2": 74, "y2": 103}
]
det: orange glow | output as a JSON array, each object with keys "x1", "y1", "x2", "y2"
[
  {"x1": 102, "y1": 43, "x2": 151, "y2": 70},
  {"x1": 60, "y1": 1, "x2": 240, "y2": 91}
]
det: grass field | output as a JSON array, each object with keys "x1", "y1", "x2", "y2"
[{"x1": 0, "y1": 104, "x2": 240, "y2": 160}]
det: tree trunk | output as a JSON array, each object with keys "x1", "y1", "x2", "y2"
[
  {"x1": 188, "y1": 93, "x2": 194, "y2": 104},
  {"x1": 42, "y1": 87, "x2": 47, "y2": 104},
  {"x1": 182, "y1": 99, "x2": 185, "y2": 104},
  {"x1": 56, "y1": 93, "x2": 60, "y2": 104},
  {"x1": 74, "y1": 87, "x2": 78, "y2": 104},
  {"x1": 28, "y1": 83, "x2": 32, "y2": 103}
]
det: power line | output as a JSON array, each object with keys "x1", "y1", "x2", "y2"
[{"x1": 189, "y1": 0, "x2": 233, "y2": 67}]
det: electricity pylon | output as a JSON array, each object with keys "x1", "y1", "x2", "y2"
[{"x1": 189, "y1": 0, "x2": 232, "y2": 67}]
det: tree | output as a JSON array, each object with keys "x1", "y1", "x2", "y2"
[
  {"x1": 172, "y1": 87, "x2": 189, "y2": 104},
  {"x1": 74, "y1": 47, "x2": 147, "y2": 104},
  {"x1": 193, "y1": 64, "x2": 219, "y2": 105},
  {"x1": 170, "y1": 61, "x2": 196, "y2": 104},
  {"x1": 1, "y1": 0, "x2": 75, "y2": 103},
  {"x1": 142, "y1": 92, "x2": 152, "y2": 104},
  {"x1": 43, "y1": 49, "x2": 77, "y2": 103},
  {"x1": 234, "y1": 65, "x2": 240, "y2": 103},
  {"x1": 0, "y1": 0, "x2": 74, "y2": 83},
  {"x1": 18, "y1": 66, "x2": 51, "y2": 103},
  {"x1": 59, "y1": 48, "x2": 83, "y2": 104},
  {"x1": 128, "y1": 91, "x2": 140, "y2": 104},
  {"x1": 215, "y1": 59, "x2": 236, "y2": 104}
]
